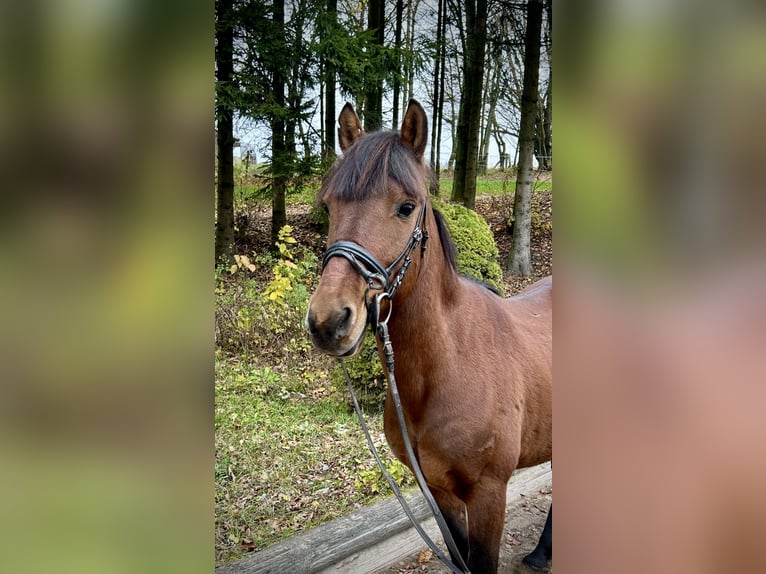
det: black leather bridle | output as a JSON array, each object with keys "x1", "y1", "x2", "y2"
[
  {"x1": 321, "y1": 201, "x2": 472, "y2": 574},
  {"x1": 321, "y1": 201, "x2": 429, "y2": 331}
]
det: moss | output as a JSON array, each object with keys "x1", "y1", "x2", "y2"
[{"x1": 431, "y1": 197, "x2": 505, "y2": 293}]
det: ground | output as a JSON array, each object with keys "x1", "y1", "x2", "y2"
[{"x1": 380, "y1": 486, "x2": 552, "y2": 574}]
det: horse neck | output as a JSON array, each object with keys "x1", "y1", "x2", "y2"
[{"x1": 385, "y1": 210, "x2": 459, "y2": 388}]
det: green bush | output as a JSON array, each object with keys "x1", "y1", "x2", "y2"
[
  {"x1": 329, "y1": 332, "x2": 386, "y2": 413},
  {"x1": 215, "y1": 226, "x2": 319, "y2": 360},
  {"x1": 431, "y1": 197, "x2": 505, "y2": 293},
  {"x1": 331, "y1": 199, "x2": 505, "y2": 413},
  {"x1": 355, "y1": 457, "x2": 413, "y2": 495}
]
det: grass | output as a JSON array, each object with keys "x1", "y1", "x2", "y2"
[
  {"x1": 229, "y1": 164, "x2": 552, "y2": 210},
  {"x1": 437, "y1": 174, "x2": 552, "y2": 198},
  {"x1": 214, "y1": 354, "x2": 409, "y2": 566},
  {"x1": 234, "y1": 182, "x2": 317, "y2": 208}
]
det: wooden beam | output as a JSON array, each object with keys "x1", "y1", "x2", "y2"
[{"x1": 217, "y1": 463, "x2": 552, "y2": 574}]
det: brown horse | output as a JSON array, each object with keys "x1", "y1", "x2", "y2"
[{"x1": 307, "y1": 100, "x2": 552, "y2": 573}]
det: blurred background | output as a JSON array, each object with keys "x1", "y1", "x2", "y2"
[
  {"x1": 0, "y1": 0, "x2": 212, "y2": 572},
  {"x1": 556, "y1": 0, "x2": 766, "y2": 572}
]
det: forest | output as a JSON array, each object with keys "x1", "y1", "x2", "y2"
[{"x1": 215, "y1": 0, "x2": 551, "y2": 273}]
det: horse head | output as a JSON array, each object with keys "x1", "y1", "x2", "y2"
[{"x1": 306, "y1": 100, "x2": 430, "y2": 357}]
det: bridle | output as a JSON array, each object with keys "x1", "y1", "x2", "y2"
[
  {"x1": 321, "y1": 201, "x2": 472, "y2": 574},
  {"x1": 321, "y1": 200, "x2": 429, "y2": 331}
]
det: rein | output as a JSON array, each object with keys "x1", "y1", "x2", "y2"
[{"x1": 323, "y1": 203, "x2": 472, "y2": 574}]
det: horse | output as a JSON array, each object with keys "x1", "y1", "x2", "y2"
[{"x1": 306, "y1": 99, "x2": 552, "y2": 573}]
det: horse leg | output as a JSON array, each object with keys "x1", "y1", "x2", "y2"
[
  {"x1": 465, "y1": 478, "x2": 508, "y2": 574},
  {"x1": 430, "y1": 486, "x2": 470, "y2": 566},
  {"x1": 522, "y1": 504, "x2": 552, "y2": 570}
]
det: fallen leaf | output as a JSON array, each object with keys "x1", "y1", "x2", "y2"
[{"x1": 417, "y1": 548, "x2": 433, "y2": 563}]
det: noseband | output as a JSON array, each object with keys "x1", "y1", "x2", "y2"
[{"x1": 321, "y1": 202, "x2": 429, "y2": 331}]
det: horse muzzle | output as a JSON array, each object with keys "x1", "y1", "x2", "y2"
[{"x1": 306, "y1": 297, "x2": 368, "y2": 357}]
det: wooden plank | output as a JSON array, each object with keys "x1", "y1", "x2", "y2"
[{"x1": 217, "y1": 463, "x2": 552, "y2": 574}]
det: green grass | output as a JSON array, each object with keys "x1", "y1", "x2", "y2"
[
  {"x1": 230, "y1": 166, "x2": 552, "y2": 211},
  {"x1": 234, "y1": 182, "x2": 318, "y2": 209},
  {"x1": 438, "y1": 176, "x2": 552, "y2": 198},
  {"x1": 214, "y1": 355, "x2": 409, "y2": 566}
]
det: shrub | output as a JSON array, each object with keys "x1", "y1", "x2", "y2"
[
  {"x1": 355, "y1": 458, "x2": 414, "y2": 495},
  {"x1": 431, "y1": 197, "x2": 505, "y2": 293},
  {"x1": 215, "y1": 226, "x2": 319, "y2": 361},
  {"x1": 329, "y1": 332, "x2": 386, "y2": 413}
]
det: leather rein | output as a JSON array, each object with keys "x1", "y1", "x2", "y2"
[{"x1": 323, "y1": 202, "x2": 472, "y2": 574}]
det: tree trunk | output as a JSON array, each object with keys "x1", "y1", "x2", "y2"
[
  {"x1": 405, "y1": 0, "x2": 421, "y2": 101},
  {"x1": 492, "y1": 119, "x2": 507, "y2": 170},
  {"x1": 541, "y1": 69, "x2": 552, "y2": 170},
  {"x1": 323, "y1": 0, "x2": 337, "y2": 160},
  {"x1": 364, "y1": 0, "x2": 384, "y2": 131},
  {"x1": 478, "y1": 56, "x2": 492, "y2": 176},
  {"x1": 447, "y1": 71, "x2": 458, "y2": 171},
  {"x1": 271, "y1": 0, "x2": 287, "y2": 248},
  {"x1": 214, "y1": 0, "x2": 235, "y2": 264},
  {"x1": 430, "y1": 0, "x2": 444, "y2": 173},
  {"x1": 479, "y1": 52, "x2": 501, "y2": 176},
  {"x1": 392, "y1": 0, "x2": 404, "y2": 129},
  {"x1": 533, "y1": 0, "x2": 552, "y2": 170},
  {"x1": 451, "y1": 0, "x2": 488, "y2": 210},
  {"x1": 542, "y1": 0, "x2": 552, "y2": 169},
  {"x1": 435, "y1": 0, "x2": 447, "y2": 180},
  {"x1": 506, "y1": 0, "x2": 543, "y2": 277}
]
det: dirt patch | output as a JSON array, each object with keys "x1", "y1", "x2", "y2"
[
  {"x1": 379, "y1": 485, "x2": 552, "y2": 573},
  {"x1": 234, "y1": 203, "x2": 326, "y2": 263},
  {"x1": 473, "y1": 190, "x2": 552, "y2": 295}
]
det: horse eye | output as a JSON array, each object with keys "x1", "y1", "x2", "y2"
[{"x1": 397, "y1": 202, "x2": 416, "y2": 219}]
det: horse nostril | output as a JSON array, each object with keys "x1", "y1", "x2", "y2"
[
  {"x1": 336, "y1": 306, "x2": 353, "y2": 335},
  {"x1": 307, "y1": 306, "x2": 355, "y2": 345},
  {"x1": 307, "y1": 311, "x2": 319, "y2": 335}
]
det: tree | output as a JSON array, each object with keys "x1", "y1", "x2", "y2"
[
  {"x1": 535, "y1": 1, "x2": 552, "y2": 170},
  {"x1": 478, "y1": 46, "x2": 503, "y2": 176},
  {"x1": 322, "y1": 0, "x2": 338, "y2": 160},
  {"x1": 364, "y1": 0, "x2": 385, "y2": 131},
  {"x1": 429, "y1": 0, "x2": 447, "y2": 185},
  {"x1": 215, "y1": 0, "x2": 236, "y2": 263},
  {"x1": 236, "y1": 0, "x2": 319, "y2": 248},
  {"x1": 506, "y1": 0, "x2": 543, "y2": 276},
  {"x1": 451, "y1": 0, "x2": 488, "y2": 209},
  {"x1": 392, "y1": 0, "x2": 405, "y2": 129},
  {"x1": 268, "y1": 0, "x2": 288, "y2": 248},
  {"x1": 434, "y1": 4, "x2": 449, "y2": 178}
]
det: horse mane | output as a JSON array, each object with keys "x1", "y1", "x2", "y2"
[
  {"x1": 432, "y1": 207, "x2": 458, "y2": 273},
  {"x1": 320, "y1": 131, "x2": 427, "y2": 203}
]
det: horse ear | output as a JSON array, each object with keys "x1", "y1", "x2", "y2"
[
  {"x1": 400, "y1": 99, "x2": 428, "y2": 159},
  {"x1": 338, "y1": 103, "x2": 363, "y2": 153}
]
